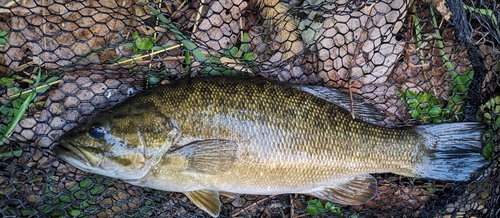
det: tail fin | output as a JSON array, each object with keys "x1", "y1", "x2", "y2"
[{"x1": 413, "y1": 122, "x2": 489, "y2": 181}]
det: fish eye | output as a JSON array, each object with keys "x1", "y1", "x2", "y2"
[{"x1": 88, "y1": 123, "x2": 106, "y2": 139}]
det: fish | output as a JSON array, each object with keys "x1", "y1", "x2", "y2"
[{"x1": 55, "y1": 76, "x2": 488, "y2": 217}]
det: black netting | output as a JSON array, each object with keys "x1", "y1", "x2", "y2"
[{"x1": 0, "y1": 0, "x2": 499, "y2": 217}]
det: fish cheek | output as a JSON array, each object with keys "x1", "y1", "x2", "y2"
[{"x1": 107, "y1": 153, "x2": 146, "y2": 172}]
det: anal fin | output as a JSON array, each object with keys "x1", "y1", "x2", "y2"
[
  {"x1": 307, "y1": 174, "x2": 377, "y2": 205},
  {"x1": 184, "y1": 190, "x2": 221, "y2": 217},
  {"x1": 219, "y1": 191, "x2": 240, "y2": 199}
]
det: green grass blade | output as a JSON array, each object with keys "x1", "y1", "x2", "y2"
[
  {"x1": 0, "y1": 70, "x2": 42, "y2": 144},
  {"x1": 146, "y1": 5, "x2": 206, "y2": 62}
]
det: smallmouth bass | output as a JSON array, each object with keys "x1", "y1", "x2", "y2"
[{"x1": 55, "y1": 77, "x2": 488, "y2": 217}]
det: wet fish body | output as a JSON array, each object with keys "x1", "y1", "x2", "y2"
[{"x1": 55, "y1": 77, "x2": 488, "y2": 217}]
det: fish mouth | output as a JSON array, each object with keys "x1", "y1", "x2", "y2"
[{"x1": 54, "y1": 140, "x2": 91, "y2": 167}]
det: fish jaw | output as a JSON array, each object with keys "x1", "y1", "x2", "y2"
[{"x1": 54, "y1": 140, "x2": 111, "y2": 176}]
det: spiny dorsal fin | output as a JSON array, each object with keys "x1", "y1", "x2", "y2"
[
  {"x1": 307, "y1": 174, "x2": 377, "y2": 205},
  {"x1": 298, "y1": 86, "x2": 386, "y2": 125},
  {"x1": 174, "y1": 139, "x2": 238, "y2": 174},
  {"x1": 184, "y1": 190, "x2": 221, "y2": 217}
]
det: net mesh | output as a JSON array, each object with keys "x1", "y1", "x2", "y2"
[{"x1": 0, "y1": 0, "x2": 499, "y2": 217}]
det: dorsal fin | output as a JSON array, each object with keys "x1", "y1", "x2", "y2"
[{"x1": 297, "y1": 85, "x2": 386, "y2": 125}]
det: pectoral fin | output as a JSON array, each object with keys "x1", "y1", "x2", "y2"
[
  {"x1": 307, "y1": 174, "x2": 377, "y2": 205},
  {"x1": 174, "y1": 139, "x2": 238, "y2": 174},
  {"x1": 184, "y1": 190, "x2": 221, "y2": 217}
]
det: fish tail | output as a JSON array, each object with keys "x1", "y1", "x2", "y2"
[{"x1": 413, "y1": 122, "x2": 489, "y2": 181}]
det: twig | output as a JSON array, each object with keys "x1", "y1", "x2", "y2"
[
  {"x1": 192, "y1": 0, "x2": 206, "y2": 33},
  {"x1": 232, "y1": 195, "x2": 277, "y2": 217},
  {"x1": 0, "y1": 80, "x2": 60, "y2": 102},
  {"x1": 346, "y1": 3, "x2": 378, "y2": 119},
  {"x1": 112, "y1": 44, "x2": 182, "y2": 66}
]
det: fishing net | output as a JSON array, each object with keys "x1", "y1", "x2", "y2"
[{"x1": 0, "y1": 0, "x2": 499, "y2": 217}]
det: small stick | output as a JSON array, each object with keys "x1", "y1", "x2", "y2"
[
  {"x1": 231, "y1": 195, "x2": 278, "y2": 217},
  {"x1": 192, "y1": 0, "x2": 206, "y2": 33}
]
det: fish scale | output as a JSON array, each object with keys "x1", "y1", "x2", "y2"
[{"x1": 56, "y1": 76, "x2": 488, "y2": 217}]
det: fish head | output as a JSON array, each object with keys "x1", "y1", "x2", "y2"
[{"x1": 55, "y1": 108, "x2": 181, "y2": 181}]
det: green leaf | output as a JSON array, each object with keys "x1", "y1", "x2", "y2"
[
  {"x1": 135, "y1": 36, "x2": 154, "y2": 50},
  {"x1": 407, "y1": 98, "x2": 419, "y2": 109},
  {"x1": 428, "y1": 107, "x2": 442, "y2": 117},
  {"x1": 79, "y1": 178, "x2": 92, "y2": 188},
  {"x1": 315, "y1": 200, "x2": 325, "y2": 210},
  {"x1": 0, "y1": 105, "x2": 9, "y2": 115},
  {"x1": 324, "y1": 202, "x2": 331, "y2": 209},
  {"x1": 69, "y1": 209, "x2": 81, "y2": 217},
  {"x1": 417, "y1": 92, "x2": 431, "y2": 102},
  {"x1": 243, "y1": 52, "x2": 255, "y2": 61},
  {"x1": 329, "y1": 205, "x2": 341, "y2": 213},
  {"x1": 0, "y1": 150, "x2": 23, "y2": 158},
  {"x1": 411, "y1": 110, "x2": 419, "y2": 119},
  {"x1": 229, "y1": 46, "x2": 238, "y2": 57},
  {"x1": 306, "y1": 205, "x2": 320, "y2": 216},
  {"x1": 0, "y1": 30, "x2": 8, "y2": 37},
  {"x1": 451, "y1": 94, "x2": 464, "y2": 104},
  {"x1": 73, "y1": 190, "x2": 88, "y2": 200},
  {"x1": 7, "y1": 86, "x2": 21, "y2": 94},
  {"x1": 451, "y1": 71, "x2": 473, "y2": 93},
  {"x1": 0, "y1": 77, "x2": 14, "y2": 87},
  {"x1": 132, "y1": 31, "x2": 139, "y2": 39},
  {"x1": 207, "y1": 56, "x2": 219, "y2": 64},
  {"x1": 21, "y1": 209, "x2": 35, "y2": 216},
  {"x1": 484, "y1": 112, "x2": 492, "y2": 120},
  {"x1": 396, "y1": 90, "x2": 405, "y2": 98},
  {"x1": 40, "y1": 204, "x2": 52, "y2": 213},
  {"x1": 85, "y1": 205, "x2": 97, "y2": 211},
  {"x1": 406, "y1": 90, "x2": 417, "y2": 98},
  {"x1": 151, "y1": 46, "x2": 164, "y2": 51},
  {"x1": 148, "y1": 76, "x2": 160, "y2": 85},
  {"x1": 495, "y1": 96, "x2": 500, "y2": 105},
  {"x1": 431, "y1": 117, "x2": 442, "y2": 123},
  {"x1": 418, "y1": 114, "x2": 429, "y2": 122},
  {"x1": 58, "y1": 195, "x2": 71, "y2": 203},
  {"x1": 121, "y1": 42, "x2": 134, "y2": 48},
  {"x1": 429, "y1": 96, "x2": 440, "y2": 105},
  {"x1": 483, "y1": 141, "x2": 493, "y2": 161},
  {"x1": 90, "y1": 185, "x2": 104, "y2": 195}
]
